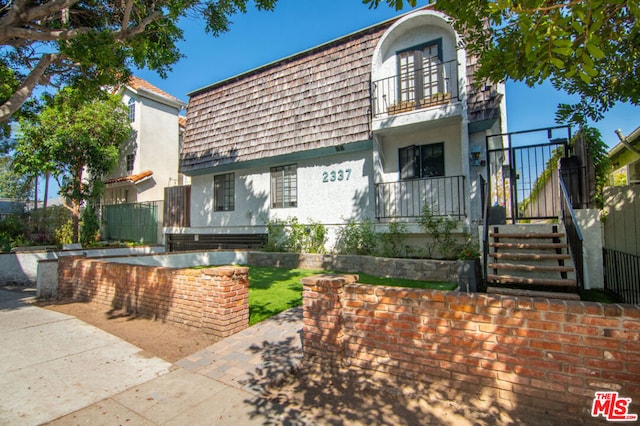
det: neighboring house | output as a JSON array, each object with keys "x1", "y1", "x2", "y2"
[
  {"x1": 608, "y1": 126, "x2": 640, "y2": 186},
  {"x1": 0, "y1": 199, "x2": 24, "y2": 220},
  {"x1": 102, "y1": 76, "x2": 187, "y2": 205},
  {"x1": 172, "y1": 7, "x2": 506, "y2": 250}
]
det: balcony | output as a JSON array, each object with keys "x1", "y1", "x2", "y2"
[
  {"x1": 371, "y1": 60, "x2": 460, "y2": 120},
  {"x1": 375, "y1": 175, "x2": 466, "y2": 220}
]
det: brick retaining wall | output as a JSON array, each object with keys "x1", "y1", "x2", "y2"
[
  {"x1": 302, "y1": 274, "x2": 640, "y2": 420},
  {"x1": 58, "y1": 256, "x2": 248, "y2": 338}
]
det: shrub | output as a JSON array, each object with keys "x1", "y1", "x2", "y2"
[
  {"x1": 379, "y1": 221, "x2": 408, "y2": 258},
  {"x1": 80, "y1": 204, "x2": 101, "y2": 246},
  {"x1": 264, "y1": 218, "x2": 287, "y2": 252},
  {"x1": 0, "y1": 214, "x2": 29, "y2": 252},
  {"x1": 417, "y1": 206, "x2": 459, "y2": 259},
  {"x1": 335, "y1": 218, "x2": 377, "y2": 255},
  {"x1": 264, "y1": 217, "x2": 327, "y2": 254}
]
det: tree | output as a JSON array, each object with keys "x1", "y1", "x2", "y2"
[
  {"x1": 14, "y1": 88, "x2": 133, "y2": 243},
  {"x1": 365, "y1": 0, "x2": 640, "y2": 125},
  {"x1": 0, "y1": 0, "x2": 278, "y2": 125},
  {"x1": 0, "y1": 155, "x2": 32, "y2": 200}
]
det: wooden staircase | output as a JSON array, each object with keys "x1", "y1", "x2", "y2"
[{"x1": 485, "y1": 224, "x2": 579, "y2": 299}]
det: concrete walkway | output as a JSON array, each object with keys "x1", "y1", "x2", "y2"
[{"x1": 0, "y1": 287, "x2": 305, "y2": 425}]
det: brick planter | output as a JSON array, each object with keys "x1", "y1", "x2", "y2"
[
  {"x1": 302, "y1": 274, "x2": 640, "y2": 421},
  {"x1": 57, "y1": 256, "x2": 248, "y2": 338}
]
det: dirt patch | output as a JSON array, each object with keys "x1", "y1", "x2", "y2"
[{"x1": 39, "y1": 299, "x2": 220, "y2": 363}]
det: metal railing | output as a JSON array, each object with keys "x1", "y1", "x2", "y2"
[
  {"x1": 559, "y1": 176, "x2": 584, "y2": 290},
  {"x1": 481, "y1": 175, "x2": 490, "y2": 282},
  {"x1": 603, "y1": 248, "x2": 640, "y2": 305},
  {"x1": 375, "y1": 175, "x2": 466, "y2": 219},
  {"x1": 371, "y1": 60, "x2": 459, "y2": 119}
]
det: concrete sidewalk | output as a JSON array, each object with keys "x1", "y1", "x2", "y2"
[{"x1": 0, "y1": 288, "x2": 303, "y2": 425}]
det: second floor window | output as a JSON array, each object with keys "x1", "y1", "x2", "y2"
[
  {"x1": 399, "y1": 142, "x2": 444, "y2": 180},
  {"x1": 214, "y1": 173, "x2": 235, "y2": 211},
  {"x1": 397, "y1": 40, "x2": 443, "y2": 103},
  {"x1": 271, "y1": 165, "x2": 297, "y2": 208},
  {"x1": 127, "y1": 97, "x2": 136, "y2": 122},
  {"x1": 125, "y1": 154, "x2": 135, "y2": 173}
]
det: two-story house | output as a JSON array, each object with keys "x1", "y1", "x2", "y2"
[
  {"x1": 171, "y1": 7, "x2": 506, "y2": 251},
  {"x1": 103, "y1": 77, "x2": 187, "y2": 205},
  {"x1": 101, "y1": 77, "x2": 187, "y2": 244}
]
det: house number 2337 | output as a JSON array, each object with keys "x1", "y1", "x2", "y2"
[{"x1": 322, "y1": 169, "x2": 352, "y2": 183}]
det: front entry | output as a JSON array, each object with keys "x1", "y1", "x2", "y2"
[{"x1": 486, "y1": 126, "x2": 572, "y2": 223}]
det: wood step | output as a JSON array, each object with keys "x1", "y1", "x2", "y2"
[
  {"x1": 489, "y1": 232, "x2": 565, "y2": 239},
  {"x1": 487, "y1": 274, "x2": 577, "y2": 287},
  {"x1": 488, "y1": 263, "x2": 574, "y2": 273},
  {"x1": 489, "y1": 242, "x2": 568, "y2": 250},
  {"x1": 486, "y1": 286, "x2": 580, "y2": 300},
  {"x1": 488, "y1": 252, "x2": 572, "y2": 261}
]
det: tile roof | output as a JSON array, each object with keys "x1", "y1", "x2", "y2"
[
  {"x1": 103, "y1": 170, "x2": 153, "y2": 185},
  {"x1": 127, "y1": 76, "x2": 185, "y2": 105}
]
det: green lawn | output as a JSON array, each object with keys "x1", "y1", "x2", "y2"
[{"x1": 247, "y1": 266, "x2": 457, "y2": 325}]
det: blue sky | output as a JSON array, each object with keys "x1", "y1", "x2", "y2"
[
  {"x1": 135, "y1": 0, "x2": 638, "y2": 148},
  {"x1": 35, "y1": 0, "x2": 640, "y2": 202}
]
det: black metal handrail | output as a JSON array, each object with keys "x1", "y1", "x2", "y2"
[
  {"x1": 371, "y1": 60, "x2": 459, "y2": 119},
  {"x1": 481, "y1": 175, "x2": 490, "y2": 283},
  {"x1": 375, "y1": 175, "x2": 466, "y2": 219},
  {"x1": 559, "y1": 176, "x2": 584, "y2": 290}
]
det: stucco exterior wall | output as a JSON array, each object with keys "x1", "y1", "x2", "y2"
[
  {"x1": 190, "y1": 149, "x2": 375, "y2": 231},
  {"x1": 137, "y1": 95, "x2": 182, "y2": 202}
]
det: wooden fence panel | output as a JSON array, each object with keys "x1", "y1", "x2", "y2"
[{"x1": 164, "y1": 185, "x2": 190, "y2": 227}]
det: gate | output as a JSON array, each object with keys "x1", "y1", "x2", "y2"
[{"x1": 486, "y1": 126, "x2": 571, "y2": 223}]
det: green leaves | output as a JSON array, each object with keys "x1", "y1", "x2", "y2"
[
  {"x1": 14, "y1": 88, "x2": 132, "y2": 242},
  {"x1": 434, "y1": 0, "x2": 640, "y2": 125}
]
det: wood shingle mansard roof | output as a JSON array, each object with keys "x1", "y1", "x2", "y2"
[{"x1": 181, "y1": 9, "x2": 501, "y2": 175}]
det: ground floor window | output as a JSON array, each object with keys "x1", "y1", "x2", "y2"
[
  {"x1": 399, "y1": 142, "x2": 444, "y2": 179},
  {"x1": 214, "y1": 173, "x2": 235, "y2": 211},
  {"x1": 271, "y1": 164, "x2": 297, "y2": 208}
]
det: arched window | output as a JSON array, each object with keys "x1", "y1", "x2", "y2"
[{"x1": 127, "y1": 97, "x2": 135, "y2": 122}]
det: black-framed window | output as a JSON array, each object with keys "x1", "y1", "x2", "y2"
[
  {"x1": 271, "y1": 164, "x2": 297, "y2": 208},
  {"x1": 127, "y1": 97, "x2": 136, "y2": 122},
  {"x1": 399, "y1": 142, "x2": 445, "y2": 179},
  {"x1": 397, "y1": 39, "x2": 444, "y2": 103},
  {"x1": 125, "y1": 154, "x2": 135, "y2": 173},
  {"x1": 214, "y1": 173, "x2": 235, "y2": 212}
]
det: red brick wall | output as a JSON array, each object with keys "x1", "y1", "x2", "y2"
[
  {"x1": 302, "y1": 275, "x2": 640, "y2": 420},
  {"x1": 58, "y1": 256, "x2": 248, "y2": 338}
]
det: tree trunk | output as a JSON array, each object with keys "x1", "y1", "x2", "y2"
[
  {"x1": 33, "y1": 173, "x2": 38, "y2": 210},
  {"x1": 43, "y1": 172, "x2": 49, "y2": 209},
  {"x1": 71, "y1": 166, "x2": 84, "y2": 244},
  {"x1": 71, "y1": 198, "x2": 80, "y2": 244}
]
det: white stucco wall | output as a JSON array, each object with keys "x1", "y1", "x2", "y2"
[
  {"x1": 104, "y1": 88, "x2": 183, "y2": 205},
  {"x1": 376, "y1": 121, "x2": 462, "y2": 182},
  {"x1": 575, "y1": 209, "x2": 604, "y2": 290},
  {"x1": 189, "y1": 149, "x2": 375, "y2": 233},
  {"x1": 371, "y1": 10, "x2": 459, "y2": 84},
  {"x1": 137, "y1": 96, "x2": 182, "y2": 202}
]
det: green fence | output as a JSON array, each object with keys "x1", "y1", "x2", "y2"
[{"x1": 102, "y1": 201, "x2": 160, "y2": 244}]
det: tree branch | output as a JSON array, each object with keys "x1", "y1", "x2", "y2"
[
  {"x1": 122, "y1": 0, "x2": 134, "y2": 31},
  {"x1": 0, "y1": 53, "x2": 59, "y2": 124}
]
